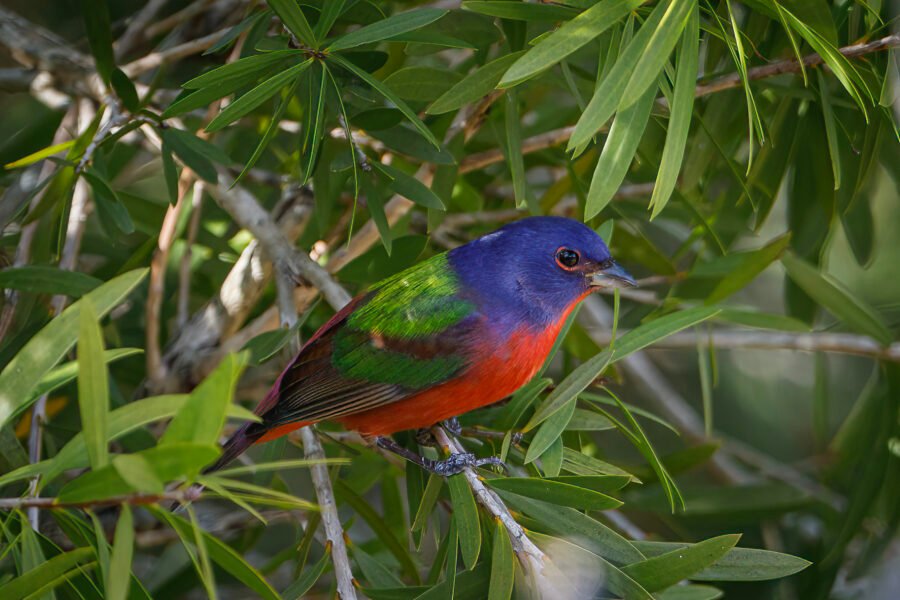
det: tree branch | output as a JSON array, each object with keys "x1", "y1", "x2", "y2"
[
  {"x1": 0, "y1": 490, "x2": 198, "y2": 511},
  {"x1": 584, "y1": 328, "x2": 900, "y2": 363}
]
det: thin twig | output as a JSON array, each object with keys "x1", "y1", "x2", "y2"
[
  {"x1": 121, "y1": 27, "x2": 232, "y2": 78},
  {"x1": 144, "y1": 0, "x2": 216, "y2": 39},
  {"x1": 146, "y1": 170, "x2": 194, "y2": 387},
  {"x1": 299, "y1": 427, "x2": 358, "y2": 599},
  {"x1": 0, "y1": 490, "x2": 197, "y2": 511},
  {"x1": 207, "y1": 179, "x2": 352, "y2": 312},
  {"x1": 114, "y1": 0, "x2": 168, "y2": 59},
  {"x1": 177, "y1": 180, "x2": 205, "y2": 328}
]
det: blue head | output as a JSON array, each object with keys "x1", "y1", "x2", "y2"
[{"x1": 449, "y1": 216, "x2": 635, "y2": 331}]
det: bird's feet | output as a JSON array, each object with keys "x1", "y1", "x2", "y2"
[
  {"x1": 375, "y1": 436, "x2": 507, "y2": 476},
  {"x1": 424, "y1": 452, "x2": 507, "y2": 476},
  {"x1": 414, "y1": 417, "x2": 463, "y2": 446}
]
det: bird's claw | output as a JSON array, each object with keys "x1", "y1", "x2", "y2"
[
  {"x1": 426, "y1": 452, "x2": 508, "y2": 476},
  {"x1": 442, "y1": 417, "x2": 463, "y2": 435}
]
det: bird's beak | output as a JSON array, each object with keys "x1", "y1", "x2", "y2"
[{"x1": 588, "y1": 261, "x2": 637, "y2": 289}]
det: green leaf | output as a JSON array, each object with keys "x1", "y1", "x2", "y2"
[
  {"x1": 487, "y1": 519, "x2": 514, "y2": 600},
  {"x1": 57, "y1": 443, "x2": 220, "y2": 502},
  {"x1": 464, "y1": 1, "x2": 579, "y2": 21},
  {"x1": 706, "y1": 234, "x2": 791, "y2": 304},
  {"x1": 523, "y1": 351, "x2": 610, "y2": 432},
  {"x1": 615, "y1": 306, "x2": 722, "y2": 358},
  {"x1": 184, "y1": 50, "x2": 302, "y2": 90},
  {"x1": 106, "y1": 504, "x2": 134, "y2": 600},
  {"x1": 81, "y1": 0, "x2": 114, "y2": 82},
  {"x1": 0, "y1": 269, "x2": 147, "y2": 430},
  {"x1": 717, "y1": 309, "x2": 811, "y2": 332},
  {"x1": 524, "y1": 396, "x2": 576, "y2": 462},
  {"x1": 584, "y1": 83, "x2": 655, "y2": 218},
  {"x1": 300, "y1": 63, "x2": 327, "y2": 184},
  {"x1": 0, "y1": 265, "x2": 101, "y2": 297},
  {"x1": 206, "y1": 59, "x2": 312, "y2": 132},
  {"x1": 498, "y1": 491, "x2": 644, "y2": 564},
  {"x1": 650, "y1": 5, "x2": 698, "y2": 218},
  {"x1": 110, "y1": 68, "x2": 139, "y2": 111},
  {"x1": 504, "y1": 91, "x2": 527, "y2": 208},
  {"x1": 283, "y1": 544, "x2": 331, "y2": 598},
  {"x1": 383, "y1": 67, "x2": 462, "y2": 102},
  {"x1": 620, "y1": 0, "x2": 694, "y2": 111},
  {"x1": 329, "y1": 53, "x2": 440, "y2": 148},
  {"x1": 562, "y1": 447, "x2": 639, "y2": 480},
  {"x1": 373, "y1": 162, "x2": 445, "y2": 209},
  {"x1": 267, "y1": 0, "x2": 318, "y2": 47},
  {"x1": 161, "y1": 352, "x2": 248, "y2": 446},
  {"x1": 499, "y1": 0, "x2": 639, "y2": 87},
  {"x1": 566, "y1": 407, "x2": 615, "y2": 431},
  {"x1": 448, "y1": 473, "x2": 481, "y2": 570},
  {"x1": 658, "y1": 584, "x2": 724, "y2": 600},
  {"x1": 547, "y1": 474, "x2": 631, "y2": 493},
  {"x1": 84, "y1": 169, "x2": 134, "y2": 235},
  {"x1": 235, "y1": 73, "x2": 301, "y2": 187},
  {"x1": 162, "y1": 128, "x2": 229, "y2": 182},
  {"x1": 817, "y1": 69, "x2": 842, "y2": 190},
  {"x1": 633, "y1": 541, "x2": 812, "y2": 581},
  {"x1": 315, "y1": 0, "x2": 346, "y2": 38},
  {"x1": 4, "y1": 140, "x2": 74, "y2": 169},
  {"x1": 568, "y1": 0, "x2": 682, "y2": 151},
  {"x1": 150, "y1": 507, "x2": 281, "y2": 600},
  {"x1": 623, "y1": 534, "x2": 741, "y2": 591},
  {"x1": 77, "y1": 299, "x2": 109, "y2": 469},
  {"x1": 327, "y1": 9, "x2": 447, "y2": 52},
  {"x1": 781, "y1": 252, "x2": 891, "y2": 345},
  {"x1": 486, "y1": 477, "x2": 622, "y2": 511},
  {"x1": 428, "y1": 52, "x2": 524, "y2": 114},
  {"x1": 778, "y1": 6, "x2": 869, "y2": 115},
  {"x1": 0, "y1": 547, "x2": 96, "y2": 600},
  {"x1": 412, "y1": 473, "x2": 443, "y2": 532}
]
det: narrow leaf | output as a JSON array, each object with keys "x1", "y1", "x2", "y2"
[
  {"x1": 499, "y1": 0, "x2": 640, "y2": 87},
  {"x1": 448, "y1": 473, "x2": 481, "y2": 570},
  {"x1": 327, "y1": 9, "x2": 447, "y2": 52},
  {"x1": 267, "y1": 0, "x2": 318, "y2": 47},
  {"x1": 77, "y1": 299, "x2": 109, "y2": 469}
]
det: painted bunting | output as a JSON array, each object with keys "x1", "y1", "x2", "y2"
[{"x1": 209, "y1": 216, "x2": 635, "y2": 474}]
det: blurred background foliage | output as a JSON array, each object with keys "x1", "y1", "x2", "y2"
[{"x1": 0, "y1": 0, "x2": 899, "y2": 598}]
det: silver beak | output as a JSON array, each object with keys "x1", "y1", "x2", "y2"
[{"x1": 588, "y1": 261, "x2": 637, "y2": 289}]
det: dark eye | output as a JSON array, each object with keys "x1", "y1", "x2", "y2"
[{"x1": 556, "y1": 248, "x2": 580, "y2": 268}]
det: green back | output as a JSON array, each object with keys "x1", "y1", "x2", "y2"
[{"x1": 332, "y1": 253, "x2": 476, "y2": 389}]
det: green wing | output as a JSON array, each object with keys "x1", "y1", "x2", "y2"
[{"x1": 333, "y1": 252, "x2": 477, "y2": 388}]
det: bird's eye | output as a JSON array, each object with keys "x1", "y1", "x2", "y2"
[{"x1": 556, "y1": 248, "x2": 580, "y2": 269}]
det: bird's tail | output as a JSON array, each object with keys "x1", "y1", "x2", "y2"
[{"x1": 204, "y1": 422, "x2": 265, "y2": 474}]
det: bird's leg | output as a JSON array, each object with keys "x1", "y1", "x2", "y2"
[{"x1": 375, "y1": 436, "x2": 507, "y2": 476}]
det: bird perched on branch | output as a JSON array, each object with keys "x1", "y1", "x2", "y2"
[{"x1": 208, "y1": 216, "x2": 635, "y2": 475}]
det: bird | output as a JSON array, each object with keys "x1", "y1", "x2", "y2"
[{"x1": 207, "y1": 216, "x2": 635, "y2": 475}]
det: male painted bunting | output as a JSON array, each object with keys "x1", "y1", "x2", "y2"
[{"x1": 209, "y1": 216, "x2": 635, "y2": 474}]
